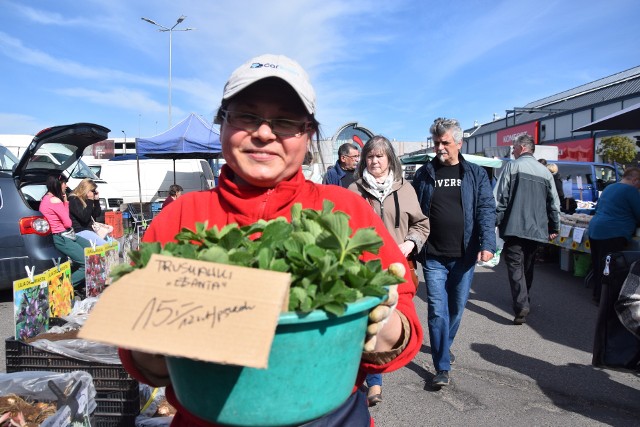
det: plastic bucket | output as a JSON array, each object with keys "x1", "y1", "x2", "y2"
[{"x1": 166, "y1": 295, "x2": 384, "y2": 426}]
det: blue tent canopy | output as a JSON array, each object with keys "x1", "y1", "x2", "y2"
[{"x1": 136, "y1": 113, "x2": 222, "y2": 159}]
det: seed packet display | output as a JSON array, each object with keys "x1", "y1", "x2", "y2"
[
  {"x1": 47, "y1": 261, "x2": 74, "y2": 317},
  {"x1": 84, "y1": 241, "x2": 120, "y2": 298},
  {"x1": 102, "y1": 241, "x2": 120, "y2": 284},
  {"x1": 13, "y1": 272, "x2": 49, "y2": 341}
]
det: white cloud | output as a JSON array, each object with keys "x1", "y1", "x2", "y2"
[{"x1": 0, "y1": 113, "x2": 43, "y2": 134}]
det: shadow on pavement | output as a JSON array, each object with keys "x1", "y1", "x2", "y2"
[
  {"x1": 404, "y1": 343, "x2": 441, "y2": 392},
  {"x1": 471, "y1": 343, "x2": 640, "y2": 424},
  {"x1": 468, "y1": 261, "x2": 596, "y2": 353}
]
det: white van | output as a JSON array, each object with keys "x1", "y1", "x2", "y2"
[
  {"x1": 0, "y1": 136, "x2": 123, "y2": 211},
  {"x1": 87, "y1": 156, "x2": 215, "y2": 204}
]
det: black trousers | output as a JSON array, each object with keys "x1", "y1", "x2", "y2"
[
  {"x1": 503, "y1": 236, "x2": 539, "y2": 315},
  {"x1": 589, "y1": 237, "x2": 628, "y2": 303}
]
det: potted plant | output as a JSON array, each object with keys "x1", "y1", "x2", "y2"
[{"x1": 112, "y1": 201, "x2": 405, "y2": 426}]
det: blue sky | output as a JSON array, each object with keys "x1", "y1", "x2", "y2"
[{"x1": 1, "y1": 0, "x2": 639, "y2": 142}]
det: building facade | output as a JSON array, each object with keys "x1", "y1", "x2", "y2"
[{"x1": 462, "y1": 66, "x2": 640, "y2": 162}]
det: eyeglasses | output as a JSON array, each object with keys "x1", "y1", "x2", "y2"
[
  {"x1": 343, "y1": 154, "x2": 360, "y2": 159},
  {"x1": 221, "y1": 110, "x2": 312, "y2": 137}
]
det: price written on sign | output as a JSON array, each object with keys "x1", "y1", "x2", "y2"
[{"x1": 79, "y1": 254, "x2": 291, "y2": 368}]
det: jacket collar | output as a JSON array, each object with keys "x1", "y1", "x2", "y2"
[{"x1": 217, "y1": 164, "x2": 306, "y2": 221}]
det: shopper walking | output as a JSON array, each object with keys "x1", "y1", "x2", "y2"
[
  {"x1": 412, "y1": 117, "x2": 496, "y2": 388},
  {"x1": 494, "y1": 134, "x2": 560, "y2": 324},
  {"x1": 349, "y1": 135, "x2": 430, "y2": 405}
]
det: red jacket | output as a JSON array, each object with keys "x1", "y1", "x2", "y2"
[{"x1": 119, "y1": 166, "x2": 422, "y2": 426}]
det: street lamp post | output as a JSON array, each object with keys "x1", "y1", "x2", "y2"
[
  {"x1": 141, "y1": 15, "x2": 194, "y2": 128},
  {"x1": 121, "y1": 130, "x2": 127, "y2": 155}
]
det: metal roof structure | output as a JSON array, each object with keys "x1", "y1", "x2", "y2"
[
  {"x1": 466, "y1": 65, "x2": 640, "y2": 134},
  {"x1": 524, "y1": 66, "x2": 640, "y2": 109}
]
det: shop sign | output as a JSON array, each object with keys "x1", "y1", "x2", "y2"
[
  {"x1": 496, "y1": 122, "x2": 539, "y2": 146},
  {"x1": 548, "y1": 138, "x2": 594, "y2": 161}
]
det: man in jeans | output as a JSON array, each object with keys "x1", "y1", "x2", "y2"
[
  {"x1": 494, "y1": 134, "x2": 560, "y2": 325},
  {"x1": 412, "y1": 118, "x2": 496, "y2": 387}
]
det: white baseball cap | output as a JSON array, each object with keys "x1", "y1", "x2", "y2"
[{"x1": 222, "y1": 54, "x2": 316, "y2": 115}]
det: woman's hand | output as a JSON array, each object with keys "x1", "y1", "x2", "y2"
[
  {"x1": 365, "y1": 284, "x2": 400, "y2": 352},
  {"x1": 398, "y1": 240, "x2": 415, "y2": 258},
  {"x1": 364, "y1": 262, "x2": 405, "y2": 352}
]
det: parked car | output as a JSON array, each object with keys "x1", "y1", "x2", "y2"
[
  {"x1": 0, "y1": 123, "x2": 110, "y2": 291},
  {"x1": 551, "y1": 161, "x2": 623, "y2": 203},
  {"x1": 4, "y1": 139, "x2": 123, "y2": 212}
]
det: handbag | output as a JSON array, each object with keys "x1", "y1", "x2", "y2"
[
  {"x1": 407, "y1": 256, "x2": 420, "y2": 290},
  {"x1": 91, "y1": 217, "x2": 113, "y2": 240},
  {"x1": 59, "y1": 228, "x2": 77, "y2": 241}
]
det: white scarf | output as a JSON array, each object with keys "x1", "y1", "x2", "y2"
[{"x1": 362, "y1": 169, "x2": 394, "y2": 203}]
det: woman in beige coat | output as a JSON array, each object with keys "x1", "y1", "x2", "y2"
[{"x1": 348, "y1": 135, "x2": 430, "y2": 406}]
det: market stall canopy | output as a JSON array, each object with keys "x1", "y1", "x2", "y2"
[
  {"x1": 573, "y1": 102, "x2": 640, "y2": 131},
  {"x1": 136, "y1": 113, "x2": 221, "y2": 159},
  {"x1": 401, "y1": 152, "x2": 504, "y2": 168}
]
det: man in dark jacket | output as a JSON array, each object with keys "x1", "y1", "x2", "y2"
[
  {"x1": 495, "y1": 134, "x2": 560, "y2": 325},
  {"x1": 323, "y1": 142, "x2": 360, "y2": 188},
  {"x1": 413, "y1": 118, "x2": 496, "y2": 388}
]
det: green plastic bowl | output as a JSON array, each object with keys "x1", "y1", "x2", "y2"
[{"x1": 166, "y1": 295, "x2": 384, "y2": 426}]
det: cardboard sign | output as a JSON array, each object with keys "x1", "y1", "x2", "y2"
[
  {"x1": 572, "y1": 227, "x2": 586, "y2": 243},
  {"x1": 79, "y1": 254, "x2": 291, "y2": 369},
  {"x1": 559, "y1": 224, "x2": 572, "y2": 238}
]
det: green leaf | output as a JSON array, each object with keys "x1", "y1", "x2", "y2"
[
  {"x1": 116, "y1": 202, "x2": 392, "y2": 315},
  {"x1": 345, "y1": 228, "x2": 383, "y2": 256},
  {"x1": 260, "y1": 220, "x2": 292, "y2": 246},
  {"x1": 198, "y1": 246, "x2": 230, "y2": 263},
  {"x1": 109, "y1": 263, "x2": 136, "y2": 282},
  {"x1": 322, "y1": 301, "x2": 346, "y2": 317}
]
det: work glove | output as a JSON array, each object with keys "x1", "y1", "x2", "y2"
[{"x1": 364, "y1": 262, "x2": 403, "y2": 352}]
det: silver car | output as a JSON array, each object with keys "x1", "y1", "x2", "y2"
[{"x1": 0, "y1": 123, "x2": 110, "y2": 290}]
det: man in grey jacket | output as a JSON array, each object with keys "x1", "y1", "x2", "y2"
[{"x1": 495, "y1": 134, "x2": 560, "y2": 325}]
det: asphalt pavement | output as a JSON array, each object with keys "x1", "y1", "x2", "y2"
[
  {"x1": 0, "y1": 256, "x2": 639, "y2": 426},
  {"x1": 369, "y1": 258, "x2": 640, "y2": 426}
]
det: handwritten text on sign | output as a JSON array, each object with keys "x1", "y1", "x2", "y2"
[
  {"x1": 79, "y1": 254, "x2": 291, "y2": 368},
  {"x1": 133, "y1": 297, "x2": 256, "y2": 331}
]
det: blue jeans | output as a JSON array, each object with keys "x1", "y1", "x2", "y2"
[
  {"x1": 77, "y1": 230, "x2": 109, "y2": 246},
  {"x1": 366, "y1": 373, "x2": 382, "y2": 388},
  {"x1": 423, "y1": 255, "x2": 476, "y2": 372}
]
